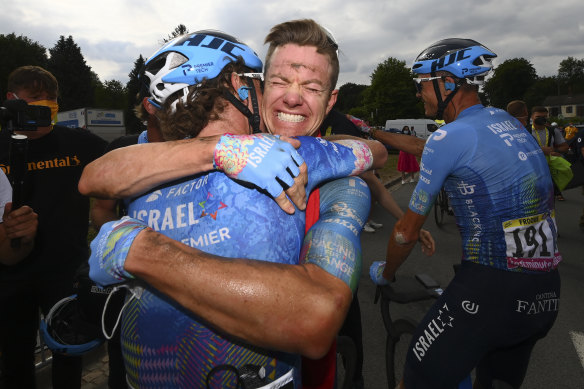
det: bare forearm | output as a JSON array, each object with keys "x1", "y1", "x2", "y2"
[
  {"x1": 126, "y1": 228, "x2": 349, "y2": 358},
  {"x1": 382, "y1": 211, "x2": 427, "y2": 280},
  {"x1": 383, "y1": 230, "x2": 416, "y2": 280},
  {"x1": 372, "y1": 131, "x2": 425, "y2": 157},
  {"x1": 79, "y1": 136, "x2": 220, "y2": 199}
]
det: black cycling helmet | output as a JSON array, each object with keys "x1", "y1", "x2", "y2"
[
  {"x1": 412, "y1": 38, "x2": 497, "y2": 119},
  {"x1": 40, "y1": 265, "x2": 126, "y2": 356},
  {"x1": 40, "y1": 294, "x2": 104, "y2": 356}
]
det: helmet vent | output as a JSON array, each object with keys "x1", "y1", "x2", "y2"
[
  {"x1": 146, "y1": 55, "x2": 169, "y2": 76},
  {"x1": 168, "y1": 52, "x2": 188, "y2": 70}
]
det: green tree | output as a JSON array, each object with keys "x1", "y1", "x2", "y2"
[
  {"x1": 0, "y1": 33, "x2": 48, "y2": 99},
  {"x1": 47, "y1": 35, "x2": 94, "y2": 111},
  {"x1": 94, "y1": 79, "x2": 127, "y2": 109},
  {"x1": 557, "y1": 56, "x2": 584, "y2": 95},
  {"x1": 336, "y1": 83, "x2": 367, "y2": 113},
  {"x1": 163, "y1": 24, "x2": 189, "y2": 44},
  {"x1": 482, "y1": 58, "x2": 537, "y2": 109},
  {"x1": 362, "y1": 57, "x2": 421, "y2": 125},
  {"x1": 523, "y1": 76, "x2": 558, "y2": 110},
  {"x1": 125, "y1": 55, "x2": 147, "y2": 134}
]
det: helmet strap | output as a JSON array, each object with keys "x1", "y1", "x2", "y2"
[
  {"x1": 247, "y1": 79, "x2": 262, "y2": 134},
  {"x1": 222, "y1": 78, "x2": 261, "y2": 134},
  {"x1": 431, "y1": 72, "x2": 458, "y2": 120}
]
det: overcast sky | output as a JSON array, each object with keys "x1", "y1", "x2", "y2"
[{"x1": 2, "y1": 0, "x2": 583, "y2": 89}]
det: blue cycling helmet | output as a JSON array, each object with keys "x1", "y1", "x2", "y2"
[
  {"x1": 412, "y1": 38, "x2": 496, "y2": 85},
  {"x1": 40, "y1": 294, "x2": 104, "y2": 356},
  {"x1": 411, "y1": 38, "x2": 496, "y2": 119},
  {"x1": 144, "y1": 30, "x2": 262, "y2": 107},
  {"x1": 143, "y1": 30, "x2": 263, "y2": 133}
]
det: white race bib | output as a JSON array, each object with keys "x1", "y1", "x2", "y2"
[{"x1": 502, "y1": 211, "x2": 561, "y2": 271}]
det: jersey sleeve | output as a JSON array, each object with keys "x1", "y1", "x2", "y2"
[
  {"x1": 296, "y1": 136, "x2": 373, "y2": 193},
  {"x1": 409, "y1": 126, "x2": 468, "y2": 216},
  {"x1": 299, "y1": 177, "x2": 371, "y2": 292}
]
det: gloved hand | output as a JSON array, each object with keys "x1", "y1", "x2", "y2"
[
  {"x1": 213, "y1": 134, "x2": 304, "y2": 199},
  {"x1": 370, "y1": 261, "x2": 389, "y2": 286},
  {"x1": 89, "y1": 217, "x2": 149, "y2": 287}
]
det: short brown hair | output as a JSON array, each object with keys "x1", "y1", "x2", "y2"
[
  {"x1": 531, "y1": 106, "x2": 548, "y2": 116},
  {"x1": 506, "y1": 100, "x2": 528, "y2": 118},
  {"x1": 7, "y1": 66, "x2": 58, "y2": 100},
  {"x1": 264, "y1": 19, "x2": 339, "y2": 90}
]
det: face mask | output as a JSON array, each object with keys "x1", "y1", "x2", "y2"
[
  {"x1": 13, "y1": 94, "x2": 59, "y2": 125},
  {"x1": 533, "y1": 117, "x2": 547, "y2": 126},
  {"x1": 29, "y1": 100, "x2": 59, "y2": 125}
]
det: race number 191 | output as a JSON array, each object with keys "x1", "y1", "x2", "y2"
[{"x1": 503, "y1": 212, "x2": 556, "y2": 260}]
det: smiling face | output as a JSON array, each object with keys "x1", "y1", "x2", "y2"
[
  {"x1": 414, "y1": 74, "x2": 442, "y2": 119},
  {"x1": 261, "y1": 44, "x2": 338, "y2": 137}
]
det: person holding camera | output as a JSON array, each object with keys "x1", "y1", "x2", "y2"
[
  {"x1": 0, "y1": 170, "x2": 38, "y2": 265},
  {"x1": 0, "y1": 66, "x2": 107, "y2": 388}
]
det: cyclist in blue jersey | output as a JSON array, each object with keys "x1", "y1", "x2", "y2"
[
  {"x1": 81, "y1": 25, "x2": 388, "y2": 388},
  {"x1": 371, "y1": 38, "x2": 561, "y2": 389}
]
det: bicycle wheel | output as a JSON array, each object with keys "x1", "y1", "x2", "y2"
[
  {"x1": 336, "y1": 335, "x2": 357, "y2": 389},
  {"x1": 434, "y1": 189, "x2": 446, "y2": 227},
  {"x1": 385, "y1": 318, "x2": 417, "y2": 389}
]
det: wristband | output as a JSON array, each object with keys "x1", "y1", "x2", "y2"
[
  {"x1": 89, "y1": 217, "x2": 149, "y2": 287},
  {"x1": 369, "y1": 261, "x2": 389, "y2": 286}
]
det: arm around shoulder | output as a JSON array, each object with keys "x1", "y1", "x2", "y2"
[
  {"x1": 123, "y1": 226, "x2": 351, "y2": 359},
  {"x1": 371, "y1": 130, "x2": 425, "y2": 157},
  {"x1": 79, "y1": 137, "x2": 219, "y2": 199}
]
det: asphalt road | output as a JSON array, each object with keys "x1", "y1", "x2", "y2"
[{"x1": 357, "y1": 182, "x2": 584, "y2": 389}]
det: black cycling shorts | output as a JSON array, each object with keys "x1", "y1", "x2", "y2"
[{"x1": 403, "y1": 261, "x2": 560, "y2": 389}]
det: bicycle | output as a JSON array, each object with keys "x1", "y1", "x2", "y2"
[
  {"x1": 336, "y1": 335, "x2": 357, "y2": 389},
  {"x1": 374, "y1": 270, "x2": 516, "y2": 389},
  {"x1": 374, "y1": 273, "x2": 444, "y2": 388},
  {"x1": 433, "y1": 188, "x2": 451, "y2": 227}
]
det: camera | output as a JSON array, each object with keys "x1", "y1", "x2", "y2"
[
  {"x1": 0, "y1": 99, "x2": 52, "y2": 132},
  {"x1": 0, "y1": 99, "x2": 52, "y2": 239}
]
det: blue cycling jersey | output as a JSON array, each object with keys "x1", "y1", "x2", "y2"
[
  {"x1": 120, "y1": 136, "x2": 371, "y2": 388},
  {"x1": 410, "y1": 104, "x2": 561, "y2": 272}
]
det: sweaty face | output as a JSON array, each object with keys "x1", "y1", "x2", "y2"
[{"x1": 261, "y1": 44, "x2": 337, "y2": 137}]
